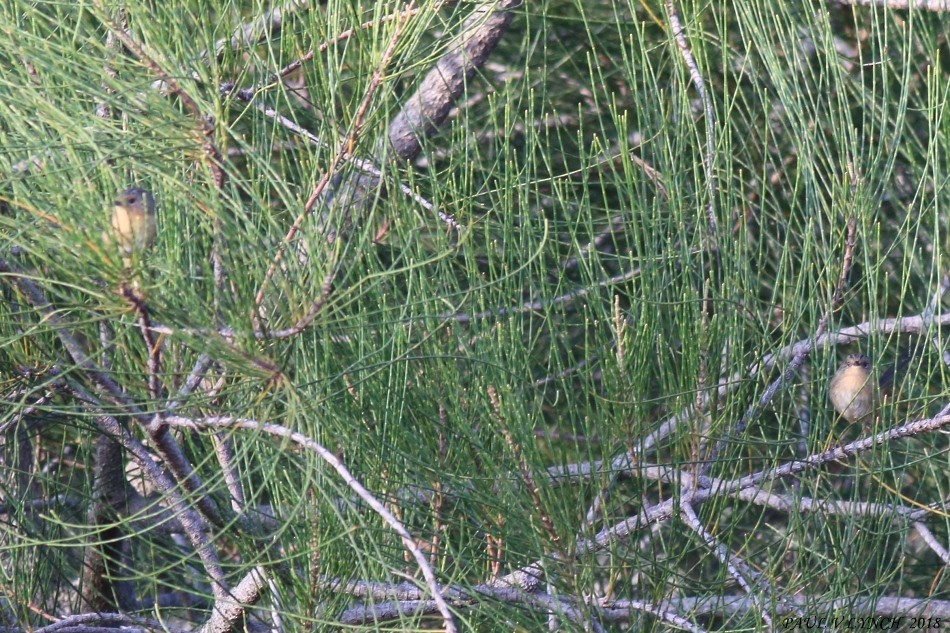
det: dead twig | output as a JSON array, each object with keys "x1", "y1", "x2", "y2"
[
  {"x1": 164, "y1": 413, "x2": 457, "y2": 633},
  {"x1": 665, "y1": 0, "x2": 718, "y2": 244},
  {"x1": 253, "y1": 6, "x2": 414, "y2": 323}
]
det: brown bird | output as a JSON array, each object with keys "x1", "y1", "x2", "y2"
[
  {"x1": 828, "y1": 349, "x2": 914, "y2": 424},
  {"x1": 829, "y1": 354, "x2": 879, "y2": 424},
  {"x1": 107, "y1": 187, "x2": 156, "y2": 259}
]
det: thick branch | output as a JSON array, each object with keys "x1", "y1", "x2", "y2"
[{"x1": 388, "y1": 0, "x2": 521, "y2": 160}]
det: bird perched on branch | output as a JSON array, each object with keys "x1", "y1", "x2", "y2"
[
  {"x1": 829, "y1": 351, "x2": 910, "y2": 424},
  {"x1": 106, "y1": 187, "x2": 156, "y2": 264},
  {"x1": 829, "y1": 354, "x2": 878, "y2": 424}
]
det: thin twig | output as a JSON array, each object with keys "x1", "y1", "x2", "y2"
[
  {"x1": 0, "y1": 257, "x2": 239, "y2": 533},
  {"x1": 63, "y1": 381, "x2": 229, "y2": 600},
  {"x1": 266, "y1": 267, "x2": 337, "y2": 339},
  {"x1": 164, "y1": 413, "x2": 457, "y2": 633},
  {"x1": 680, "y1": 503, "x2": 775, "y2": 627},
  {"x1": 205, "y1": 0, "x2": 310, "y2": 60},
  {"x1": 94, "y1": 7, "x2": 124, "y2": 124},
  {"x1": 95, "y1": 5, "x2": 226, "y2": 189},
  {"x1": 166, "y1": 353, "x2": 215, "y2": 411},
  {"x1": 700, "y1": 217, "x2": 857, "y2": 471},
  {"x1": 836, "y1": 0, "x2": 950, "y2": 10},
  {"x1": 248, "y1": 100, "x2": 457, "y2": 229},
  {"x1": 579, "y1": 411, "x2": 950, "y2": 556},
  {"x1": 0, "y1": 388, "x2": 55, "y2": 435},
  {"x1": 912, "y1": 523, "x2": 950, "y2": 564},
  {"x1": 253, "y1": 5, "x2": 415, "y2": 313},
  {"x1": 922, "y1": 275, "x2": 950, "y2": 366},
  {"x1": 560, "y1": 131, "x2": 669, "y2": 276},
  {"x1": 665, "y1": 0, "x2": 718, "y2": 243},
  {"x1": 120, "y1": 285, "x2": 162, "y2": 402},
  {"x1": 9, "y1": 613, "x2": 178, "y2": 633},
  {"x1": 440, "y1": 267, "x2": 640, "y2": 323},
  {"x1": 329, "y1": 575, "x2": 708, "y2": 631},
  {"x1": 233, "y1": 5, "x2": 424, "y2": 96},
  {"x1": 489, "y1": 386, "x2": 561, "y2": 546},
  {"x1": 0, "y1": 257, "x2": 141, "y2": 414}
]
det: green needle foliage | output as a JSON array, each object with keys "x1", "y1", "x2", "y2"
[{"x1": 1, "y1": 0, "x2": 950, "y2": 631}]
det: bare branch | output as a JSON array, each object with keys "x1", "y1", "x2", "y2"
[
  {"x1": 836, "y1": 0, "x2": 950, "y2": 9},
  {"x1": 164, "y1": 413, "x2": 457, "y2": 633},
  {"x1": 680, "y1": 503, "x2": 778, "y2": 626},
  {"x1": 253, "y1": 6, "x2": 414, "y2": 322},
  {"x1": 389, "y1": 0, "x2": 521, "y2": 160},
  {"x1": 665, "y1": 0, "x2": 718, "y2": 243}
]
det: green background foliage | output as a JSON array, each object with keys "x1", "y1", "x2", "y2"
[{"x1": 1, "y1": 0, "x2": 949, "y2": 630}]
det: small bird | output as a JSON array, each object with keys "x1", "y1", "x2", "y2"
[
  {"x1": 829, "y1": 353, "x2": 879, "y2": 424},
  {"x1": 107, "y1": 187, "x2": 156, "y2": 259}
]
